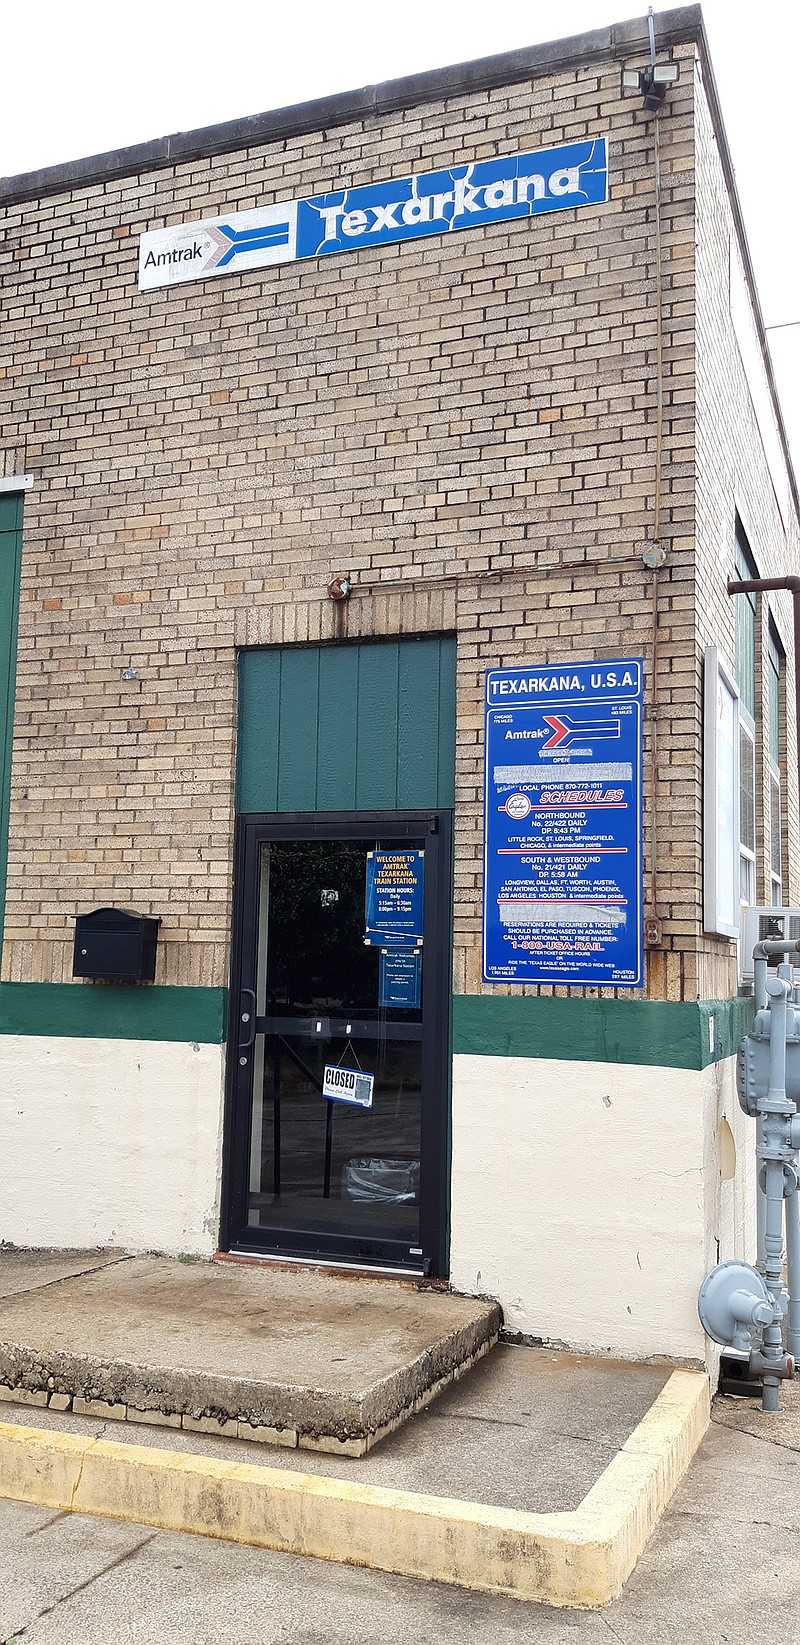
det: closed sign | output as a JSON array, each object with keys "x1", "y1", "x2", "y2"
[{"x1": 322, "y1": 1065, "x2": 374, "y2": 1108}]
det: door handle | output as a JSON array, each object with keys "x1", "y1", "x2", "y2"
[{"x1": 239, "y1": 989, "x2": 256, "y2": 1050}]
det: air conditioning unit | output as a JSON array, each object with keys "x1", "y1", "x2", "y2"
[{"x1": 740, "y1": 907, "x2": 800, "y2": 981}]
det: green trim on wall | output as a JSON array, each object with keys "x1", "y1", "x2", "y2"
[
  {"x1": 0, "y1": 984, "x2": 754, "y2": 1066},
  {"x1": 0, "y1": 983, "x2": 227, "y2": 1044},
  {"x1": 452, "y1": 994, "x2": 754, "y2": 1071},
  {"x1": 0, "y1": 494, "x2": 23, "y2": 941}
]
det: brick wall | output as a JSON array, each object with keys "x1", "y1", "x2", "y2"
[
  {"x1": 0, "y1": 38, "x2": 794, "y2": 1000},
  {"x1": 694, "y1": 53, "x2": 800, "y2": 998}
]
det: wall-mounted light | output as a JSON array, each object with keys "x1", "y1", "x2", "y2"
[
  {"x1": 622, "y1": 6, "x2": 679, "y2": 112},
  {"x1": 621, "y1": 60, "x2": 679, "y2": 112}
]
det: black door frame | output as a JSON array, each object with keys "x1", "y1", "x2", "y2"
[{"x1": 219, "y1": 809, "x2": 452, "y2": 1276}]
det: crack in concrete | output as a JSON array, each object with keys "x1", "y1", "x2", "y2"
[
  {"x1": 711, "y1": 1413, "x2": 800, "y2": 1457},
  {"x1": 430, "y1": 1409, "x2": 627, "y2": 1453},
  {"x1": 600, "y1": 1612, "x2": 629, "y2": 1643},
  {"x1": 0, "y1": 1253, "x2": 135, "y2": 1305},
  {"x1": 9, "y1": 1529, "x2": 159, "y2": 1638},
  {"x1": 67, "y1": 1442, "x2": 92, "y2": 1512},
  {"x1": 21, "y1": 1510, "x2": 69, "y2": 1538},
  {"x1": 665, "y1": 1507, "x2": 798, "y2": 1532}
]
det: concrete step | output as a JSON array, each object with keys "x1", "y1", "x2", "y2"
[{"x1": 0, "y1": 1248, "x2": 500, "y2": 1455}]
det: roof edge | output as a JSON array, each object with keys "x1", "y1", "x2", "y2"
[
  {"x1": 0, "y1": 6, "x2": 703, "y2": 207},
  {"x1": 691, "y1": 29, "x2": 800, "y2": 522}
]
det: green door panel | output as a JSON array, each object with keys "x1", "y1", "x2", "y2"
[{"x1": 237, "y1": 636, "x2": 456, "y2": 813}]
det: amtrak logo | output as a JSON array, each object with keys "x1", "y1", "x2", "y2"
[
  {"x1": 138, "y1": 137, "x2": 608, "y2": 291},
  {"x1": 140, "y1": 202, "x2": 298, "y2": 286},
  {"x1": 204, "y1": 218, "x2": 294, "y2": 267}
]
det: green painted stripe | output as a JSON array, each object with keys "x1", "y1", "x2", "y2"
[
  {"x1": 0, "y1": 983, "x2": 754, "y2": 1068},
  {"x1": 0, "y1": 983, "x2": 227, "y2": 1043},
  {"x1": 452, "y1": 994, "x2": 754, "y2": 1070}
]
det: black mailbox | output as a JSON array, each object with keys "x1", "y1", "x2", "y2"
[{"x1": 73, "y1": 907, "x2": 160, "y2": 982}]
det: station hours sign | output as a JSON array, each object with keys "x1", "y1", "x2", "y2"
[
  {"x1": 483, "y1": 659, "x2": 644, "y2": 987},
  {"x1": 365, "y1": 850, "x2": 424, "y2": 947}
]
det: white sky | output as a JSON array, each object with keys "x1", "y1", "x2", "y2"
[{"x1": 3, "y1": 0, "x2": 800, "y2": 479}]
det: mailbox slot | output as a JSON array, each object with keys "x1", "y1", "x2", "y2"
[{"x1": 73, "y1": 907, "x2": 160, "y2": 982}]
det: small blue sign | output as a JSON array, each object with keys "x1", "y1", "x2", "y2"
[
  {"x1": 379, "y1": 948, "x2": 422, "y2": 1010},
  {"x1": 483, "y1": 660, "x2": 643, "y2": 987},
  {"x1": 365, "y1": 850, "x2": 424, "y2": 947}
]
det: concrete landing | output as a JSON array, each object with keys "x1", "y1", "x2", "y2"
[
  {"x1": 5, "y1": 1341, "x2": 671, "y2": 1512},
  {"x1": 0, "y1": 1249, "x2": 500, "y2": 1454}
]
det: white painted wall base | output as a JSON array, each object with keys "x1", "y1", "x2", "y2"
[
  {"x1": 449, "y1": 1051, "x2": 755, "y2": 1363},
  {"x1": 0, "y1": 1035, "x2": 757, "y2": 1369},
  {"x1": 0, "y1": 1036, "x2": 225, "y2": 1255}
]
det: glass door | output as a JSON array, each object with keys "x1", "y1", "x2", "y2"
[{"x1": 223, "y1": 814, "x2": 451, "y2": 1273}]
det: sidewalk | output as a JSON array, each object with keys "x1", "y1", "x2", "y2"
[{"x1": 0, "y1": 1404, "x2": 798, "y2": 1644}]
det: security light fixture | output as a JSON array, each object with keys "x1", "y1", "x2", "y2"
[
  {"x1": 622, "y1": 6, "x2": 680, "y2": 111},
  {"x1": 621, "y1": 60, "x2": 679, "y2": 111}
]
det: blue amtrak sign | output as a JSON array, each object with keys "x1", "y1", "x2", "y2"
[
  {"x1": 138, "y1": 138, "x2": 608, "y2": 290},
  {"x1": 483, "y1": 659, "x2": 644, "y2": 988}
]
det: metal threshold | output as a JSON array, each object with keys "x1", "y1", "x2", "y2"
[{"x1": 219, "y1": 1247, "x2": 425, "y2": 1280}]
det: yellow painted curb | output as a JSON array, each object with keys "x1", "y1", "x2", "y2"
[{"x1": 0, "y1": 1369, "x2": 709, "y2": 1608}]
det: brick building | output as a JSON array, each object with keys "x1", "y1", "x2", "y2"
[{"x1": 0, "y1": 4, "x2": 797, "y2": 1364}]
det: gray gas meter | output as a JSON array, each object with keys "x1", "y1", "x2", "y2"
[{"x1": 737, "y1": 1003, "x2": 800, "y2": 1117}]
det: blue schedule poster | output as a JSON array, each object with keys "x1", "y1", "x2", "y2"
[
  {"x1": 365, "y1": 850, "x2": 424, "y2": 947},
  {"x1": 483, "y1": 659, "x2": 643, "y2": 986}
]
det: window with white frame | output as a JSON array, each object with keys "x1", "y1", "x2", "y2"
[
  {"x1": 734, "y1": 533, "x2": 757, "y2": 907},
  {"x1": 767, "y1": 626, "x2": 784, "y2": 906}
]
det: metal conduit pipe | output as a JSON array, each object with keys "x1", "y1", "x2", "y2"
[
  {"x1": 700, "y1": 937, "x2": 800, "y2": 1408},
  {"x1": 755, "y1": 943, "x2": 800, "y2": 1376},
  {"x1": 777, "y1": 953, "x2": 800, "y2": 1362},
  {"x1": 785, "y1": 1161, "x2": 800, "y2": 1363},
  {"x1": 759, "y1": 976, "x2": 792, "y2": 1410},
  {"x1": 753, "y1": 941, "x2": 800, "y2": 1276}
]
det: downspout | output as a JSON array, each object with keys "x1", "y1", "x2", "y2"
[
  {"x1": 645, "y1": 86, "x2": 665, "y2": 954},
  {"x1": 644, "y1": 4, "x2": 667, "y2": 950}
]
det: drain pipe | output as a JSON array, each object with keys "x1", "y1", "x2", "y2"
[{"x1": 727, "y1": 575, "x2": 800, "y2": 804}]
